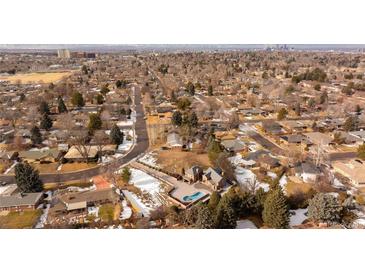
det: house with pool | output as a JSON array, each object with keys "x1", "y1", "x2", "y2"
[{"x1": 167, "y1": 165, "x2": 231, "y2": 208}]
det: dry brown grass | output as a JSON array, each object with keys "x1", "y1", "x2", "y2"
[
  {"x1": 0, "y1": 71, "x2": 73, "y2": 84},
  {"x1": 113, "y1": 204, "x2": 122, "y2": 221},
  {"x1": 285, "y1": 181, "x2": 314, "y2": 197},
  {"x1": 31, "y1": 163, "x2": 59, "y2": 174},
  {"x1": 99, "y1": 203, "x2": 115, "y2": 223},
  {"x1": 60, "y1": 162, "x2": 97, "y2": 172},
  {"x1": 0, "y1": 210, "x2": 42, "y2": 229},
  {"x1": 156, "y1": 150, "x2": 211, "y2": 174}
]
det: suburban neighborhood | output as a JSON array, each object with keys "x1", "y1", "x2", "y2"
[{"x1": 1, "y1": 45, "x2": 365, "y2": 229}]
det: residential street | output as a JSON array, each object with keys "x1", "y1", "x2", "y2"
[{"x1": 0, "y1": 85, "x2": 149, "y2": 184}]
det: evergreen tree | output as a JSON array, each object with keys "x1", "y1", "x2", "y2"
[
  {"x1": 110, "y1": 124, "x2": 124, "y2": 145},
  {"x1": 30, "y1": 126, "x2": 42, "y2": 145},
  {"x1": 208, "y1": 85, "x2": 213, "y2": 96},
  {"x1": 88, "y1": 113, "x2": 102, "y2": 131},
  {"x1": 172, "y1": 111, "x2": 183, "y2": 126},
  {"x1": 307, "y1": 98, "x2": 316, "y2": 108},
  {"x1": 208, "y1": 138, "x2": 222, "y2": 163},
  {"x1": 127, "y1": 108, "x2": 132, "y2": 119},
  {"x1": 208, "y1": 191, "x2": 221, "y2": 210},
  {"x1": 262, "y1": 187, "x2": 289, "y2": 228},
  {"x1": 196, "y1": 205, "x2": 216, "y2": 229},
  {"x1": 120, "y1": 108, "x2": 126, "y2": 116},
  {"x1": 100, "y1": 85, "x2": 110, "y2": 95},
  {"x1": 39, "y1": 101, "x2": 50, "y2": 115},
  {"x1": 277, "y1": 108, "x2": 288, "y2": 120},
  {"x1": 71, "y1": 91, "x2": 85, "y2": 107},
  {"x1": 177, "y1": 97, "x2": 191, "y2": 110},
  {"x1": 95, "y1": 94, "x2": 104, "y2": 105},
  {"x1": 170, "y1": 90, "x2": 177, "y2": 102},
  {"x1": 320, "y1": 91, "x2": 328, "y2": 104},
  {"x1": 121, "y1": 167, "x2": 131, "y2": 183},
  {"x1": 344, "y1": 116, "x2": 358, "y2": 132},
  {"x1": 308, "y1": 193, "x2": 343, "y2": 224},
  {"x1": 188, "y1": 112, "x2": 198, "y2": 128},
  {"x1": 215, "y1": 193, "x2": 238, "y2": 229},
  {"x1": 356, "y1": 104, "x2": 362, "y2": 115},
  {"x1": 15, "y1": 162, "x2": 43, "y2": 192},
  {"x1": 40, "y1": 113, "x2": 53, "y2": 131},
  {"x1": 185, "y1": 81, "x2": 195, "y2": 96},
  {"x1": 57, "y1": 96, "x2": 68, "y2": 113}
]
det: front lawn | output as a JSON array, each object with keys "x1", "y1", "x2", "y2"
[{"x1": 0, "y1": 210, "x2": 42, "y2": 229}]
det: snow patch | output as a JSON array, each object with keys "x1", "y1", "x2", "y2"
[
  {"x1": 236, "y1": 219, "x2": 257, "y2": 229},
  {"x1": 289, "y1": 208, "x2": 308, "y2": 227}
]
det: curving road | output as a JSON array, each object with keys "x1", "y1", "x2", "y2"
[{"x1": 0, "y1": 85, "x2": 149, "y2": 184}]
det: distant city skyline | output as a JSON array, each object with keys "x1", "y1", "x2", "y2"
[{"x1": 0, "y1": 44, "x2": 365, "y2": 53}]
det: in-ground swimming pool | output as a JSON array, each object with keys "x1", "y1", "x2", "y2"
[{"x1": 182, "y1": 192, "x2": 204, "y2": 202}]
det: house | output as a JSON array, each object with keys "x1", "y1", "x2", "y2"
[
  {"x1": 64, "y1": 146, "x2": 98, "y2": 162},
  {"x1": 331, "y1": 131, "x2": 362, "y2": 145},
  {"x1": 49, "y1": 188, "x2": 119, "y2": 217},
  {"x1": 295, "y1": 162, "x2": 321, "y2": 183},
  {"x1": 0, "y1": 150, "x2": 18, "y2": 164},
  {"x1": 332, "y1": 159, "x2": 365, "y2": 187},
  {"x1": 202, "y1": 167, "x2": 225, "y2": 191},
  {"x1": 349, "y1": 130, "x2": 365, "y2": 142},
  {"x1": 278, "y1": 120, "x2": 312, "y2": 133},
  {"x1": 183, "y1": 166, "x2": 203, "y2": 183},
  {"x1": 240, "y1": 108, "x2": 266, "y2": 117},
  {"x1": 221, "y1": 139, "x2": 246, "y2": 153},
  {"x1": 303, "y1": 132, "x2": 333, "y2": 147},
  {"x1": 258, "y1": 154, "x2": 281, "y2": 170},
  {"x1": 280, "y1": 134, "x2": 312, "y2": 146},
  {"x1": 261, "y1": 121, "x2": 284, "y2": 135},
  {"x1": 0, "y1": 190, "x2": 43, "y2": 212},
  {"x1": 244, "y1": 149, "x2": 270, "y2": 166},
  {"x1": 18, "y1": 148, "x2": 62, "y2": 163},
  {"x1": 166, "y1": 132, "x2": 183, "y2": 149}
]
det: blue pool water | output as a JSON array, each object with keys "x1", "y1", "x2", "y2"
[{"x1": 182, "y1": 192, "x2": 204, "y2": 202}]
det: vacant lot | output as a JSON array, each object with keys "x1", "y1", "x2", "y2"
[
  {"x1": 0, "y1": 71, "x2": 73, "y2": 84},
  {"x1": 156, "y1": 150, "x2": 211, "y2": 174},
  {"x1": 0, "y1": 210, "x2": 42, "y2": 229}
]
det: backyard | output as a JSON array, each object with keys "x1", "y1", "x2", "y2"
[{"x1": 156, "y1": 150, "x2": 211, "y2": 174}]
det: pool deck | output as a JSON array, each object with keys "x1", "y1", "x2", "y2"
[{"x1": 130, "y1": 161, "x2": 211, "y2": 203}]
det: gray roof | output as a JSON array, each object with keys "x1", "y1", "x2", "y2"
[
  {"x1": 166, "y1": 132, "x2": 183, "y2": 147},
  {"x1": 186, "y1": 166, "x2": 203, "y2": 177},
  {"x1": 349, "y1": 130, "x2": 365, "y2": 140},
  {"x1": 0, "y1": 192, "x2": 43, "y2": 208},
  {"x1": 18, "y1": 148, "x2": 61, "y2": 160},
  {"x1": 295, "y1": 162, "x2": 320, "y2": 175},
  {"x1": 244, "y1": 149, "x2": 269, "y2": 161},
  {"x1": 221, "y1": 139, "x2": 246, "y2": 152},
  {"x1": 204, "y1": 167, "x2": 223, "y2": 185}
]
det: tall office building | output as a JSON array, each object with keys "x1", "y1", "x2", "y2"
[{"x1": 57, "y1": 49, "x2": 71, "y2": 59}]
